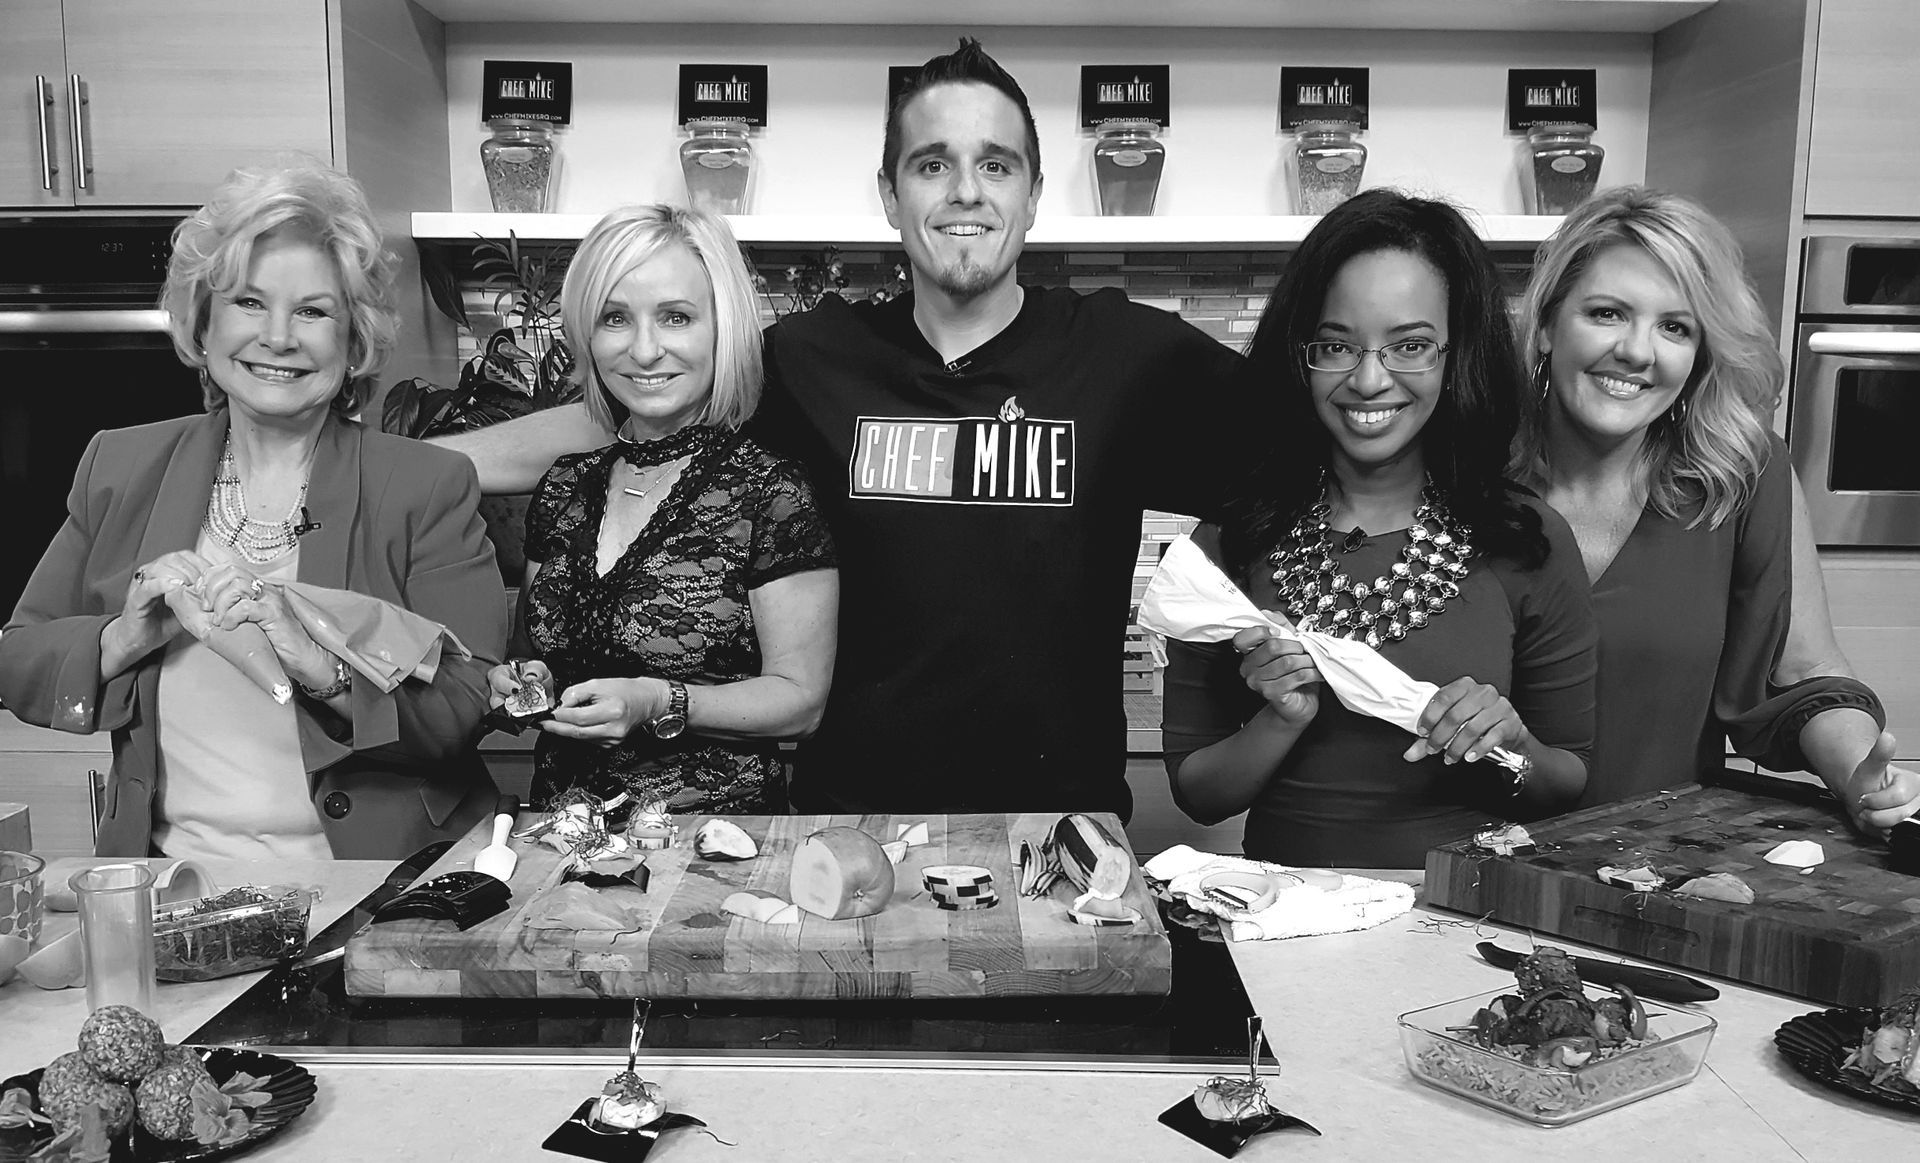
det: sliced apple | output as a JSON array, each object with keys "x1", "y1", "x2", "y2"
[{"x1": 788, "y1": 827, "x2": 894, "y2": 920}]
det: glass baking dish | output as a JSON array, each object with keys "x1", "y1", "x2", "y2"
[
  {"x1": 1398, "y1": 988, "x2": 1716, "y2": 1125},
  {"x1": 153, "y1": 885, "x2": 313, "y2": 982}
]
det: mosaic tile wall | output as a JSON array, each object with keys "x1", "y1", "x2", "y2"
[{"x1": 450, "y1": 244, "x2": 1535, "y2": 361}]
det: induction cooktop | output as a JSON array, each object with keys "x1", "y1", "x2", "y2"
[{"x1": 187, "y1": 918, "x2": 1268, "y2": 1074}]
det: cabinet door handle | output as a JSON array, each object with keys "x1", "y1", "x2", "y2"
[
  {"x1": 69, "y1": 73, "x2": 89, "y2": 191},
  {"x1": 34, "y1": 75, "x2": 57, "y2": 190}
]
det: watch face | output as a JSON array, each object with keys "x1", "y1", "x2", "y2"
[{"x1": 652, "y1": 714, "x2": 688, "y2": 740}]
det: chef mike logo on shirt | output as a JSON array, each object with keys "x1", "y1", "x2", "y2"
[{"x1": 849, "y1": 401, "x2": 1076, "y2": 506}]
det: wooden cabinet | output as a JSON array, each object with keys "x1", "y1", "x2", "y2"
[
  {"x1": 1804, "y1": 0, "x2": 1920, "y2": 218},
  {"x1": 0, "y1": 0, "x2": 332, "y2": 209},
  {"x1": 0, "y1": 0, "x2": 67, "y2": 207},
  {"x1": 0, "y1": 713, "x2": 104, "y2": 857}
]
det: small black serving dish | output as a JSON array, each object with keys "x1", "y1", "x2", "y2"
[
  {"x1": 1775, "y1": 1007, "x2": 1920, "y2": 1115},
  {"x1": 368, "y1": 870, "x2": 511, "y2": 930}
]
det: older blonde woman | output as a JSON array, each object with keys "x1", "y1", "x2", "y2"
[
  {"x1": 0, "y1": 161, "x2": 505, "y2": 859},
  {"x1": 1514, "y1": 185, "x2": 1920, "y2": 833},
  {"x1": 486, "y1": 205, "x2": 838, "y2": 813}
]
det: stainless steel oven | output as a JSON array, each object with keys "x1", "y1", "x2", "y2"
[
  {"x1": 1789, "y1": 233, "x2": 1920, "y2": 546},
  {"x1": 0, "y1": 216, "x2": 203, "y2": 614}
]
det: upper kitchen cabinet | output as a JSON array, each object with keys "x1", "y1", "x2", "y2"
[
  {"x1": 1803, "y1": 0, "x2": 1920, "y2": 218},
  {"x1": 0, "y1": 0, "x2": 68, "y2": 208},
  {"x1": 412, "y1": 0, "x2": 1713, "y2": 33},
  {"x1": 0, "y1": 0, "x2": 332, "y2": 208}
]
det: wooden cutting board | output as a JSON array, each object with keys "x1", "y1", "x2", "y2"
[
  {"x1": 344, "y1": 812, "x2": 1172, "y2": 1000},
  {"x1": 1424, "y1": 778, "x2": 1920, "y2": 1006}
]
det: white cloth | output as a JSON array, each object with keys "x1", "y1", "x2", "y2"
[
  {"x1": 1136, "y1": 533, "x2": 1443, "y2": 734},
  {"x1": 152, "y1": 538, "x2": 330, "y2": 861},
  {"x1": 1143, "y1": 844, "x2": 1415, "y2": 941}
]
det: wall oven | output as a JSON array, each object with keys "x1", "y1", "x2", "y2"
[
  {"x1": 1789, "y1": 233, "x2": 1920, "y2": 547},
  {"x1": 0, "y1": 217, "x2": 203, "y2": 616}
]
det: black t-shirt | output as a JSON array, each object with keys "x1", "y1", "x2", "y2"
[{"x1": 750, "y1": 285, "x2": 1248, "y2": 819}]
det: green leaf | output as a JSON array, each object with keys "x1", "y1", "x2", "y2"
[{"x1": 418, "y1": 246, "x2": 471, "y2": 329}]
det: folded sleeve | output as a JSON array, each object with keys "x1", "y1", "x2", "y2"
[{"x1": 0, "y1": 432, "x2": 141, "y2": 734}]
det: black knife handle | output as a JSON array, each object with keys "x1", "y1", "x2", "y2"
[{"x1": 1476, "y1": 941, "x2": 1720, "y2": 1003}]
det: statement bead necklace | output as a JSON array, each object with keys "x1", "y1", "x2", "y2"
[
  {"x1": 203, "y1": 439, "x2": 310, "y2": 564},
  {"x1": 1266, "y1": 479, "x2": 1473, "y2": 648}
]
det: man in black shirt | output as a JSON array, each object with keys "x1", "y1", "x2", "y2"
[{"x1": 444, "y1": 40, "x2": 1249, "y2": 819}]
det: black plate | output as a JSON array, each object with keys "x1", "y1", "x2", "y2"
[
  {"x1": 0, "y1": 1047, "x2": 316, "y2": 1162},
  {"x1": 1774, "y1": 1008, "x2": 1920, "y2": 1115}
]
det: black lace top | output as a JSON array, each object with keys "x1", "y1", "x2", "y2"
[{"x1": 523, "y1": 423, "x2": 837, "y2": 811}]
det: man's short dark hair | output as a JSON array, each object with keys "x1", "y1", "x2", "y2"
[{"x1": 880, "y1": 38, "x2": 1042, "y2": 190}]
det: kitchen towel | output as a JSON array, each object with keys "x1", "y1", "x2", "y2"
[{"x1": 1143, "y1": 844, "x2": 1414, "y2": 941}]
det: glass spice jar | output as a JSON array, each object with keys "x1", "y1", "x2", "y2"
[
  {"x1": 1293, "y1": 120, "x2": 1367, "y2": 215},
  {"x1": 680, "y1": 118, "x2": 754, "y2": 216},
  {"x1": 1092, "y1": 119, "x2": 1166, "y2": 216},
  {"x1": 1526, "y1": 123, "x2": 1605, "y2": 215},
  {"x1": 480, "y1": 117, "x2": 558, "y2": 214}
]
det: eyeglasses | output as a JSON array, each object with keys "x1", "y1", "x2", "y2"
[{"x1": 1301, "y1": 339, "x2": 1450, "y2": 374}]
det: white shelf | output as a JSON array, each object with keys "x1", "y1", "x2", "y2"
[
  {"x1": 412, "y1": 212, "x2": 1564, "y2": 250},
  {"x1": 413, "y1": 0, "x2": 1713, "y2": 34}
]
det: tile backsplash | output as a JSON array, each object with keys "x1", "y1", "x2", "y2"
[{"x1": 450, "y1": 244, "x2": 1535, "y2": 363}]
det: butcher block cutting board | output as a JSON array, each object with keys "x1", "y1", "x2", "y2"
[
  {"x1": 344, "y1": 812, "x2": 1172, "y2": 1000},
  {"x1": 1425, "y1": 777, "x2": 1920, "y2": 1006}
]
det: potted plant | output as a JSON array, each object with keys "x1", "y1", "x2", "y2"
[{"x1": 382, "y1": 234, "x2": 579, "y2": 581}]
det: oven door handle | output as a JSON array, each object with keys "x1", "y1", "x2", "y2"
[
  {"x1": 1807, "y1": 331, "x2": 1920, "y2": 357},
  {"x1": 0, "y1": 310, "x2": 171, "y2": 335}
]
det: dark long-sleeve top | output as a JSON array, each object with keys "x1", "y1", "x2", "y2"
[
  {"x1": 1163, "y1": 497, "x2": 1597, "y2": 869},
  {"x1": 1580, "y1": 433, "x2": 1799, "y2": 806},
  {"x1": 0, "y1": 410, "x2": 507, "y2": 858}
]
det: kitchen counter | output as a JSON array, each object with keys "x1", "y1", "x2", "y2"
[{"x1": 1, "y1": 857, "x2": 1908, "y2": 1161}]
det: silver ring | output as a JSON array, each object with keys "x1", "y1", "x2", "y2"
[{"x1": 247, "y1": 578, "x2": 266, "y2": 600}]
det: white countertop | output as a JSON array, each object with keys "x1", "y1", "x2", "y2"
[{"x1": 1, "y1": 857, "x2": 1907, "y2": 1161}]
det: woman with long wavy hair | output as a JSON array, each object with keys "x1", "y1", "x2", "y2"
[
  {"x1": 1162, "y1": 189, "x2": 1598, "y2": 868},
  {"x1": 1512, "y1": 185, "x2": 1919, "y2": 831}
]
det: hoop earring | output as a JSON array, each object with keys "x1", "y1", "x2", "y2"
[{"x1": 1531, "y1": 354, "x2": 1551, "y2": 401}]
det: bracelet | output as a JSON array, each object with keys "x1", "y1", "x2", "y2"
[{"x1": 298, "y1": 655, "x2": 352, "y2": 701}]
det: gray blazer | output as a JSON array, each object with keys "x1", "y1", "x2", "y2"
[{"x1": 0, "y1": 410, "x2": 507, "y2": 858}]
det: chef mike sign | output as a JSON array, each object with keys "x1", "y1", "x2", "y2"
[
  {"x1": 478, "y1": 60, "x2": 571, "y2": 213},
  {"x1": 677, "y1": 63, "x2": 769, "y2": 214}
]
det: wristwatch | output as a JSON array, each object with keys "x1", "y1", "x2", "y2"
[
  {"x1": 647, "y1": 680, "x2": 689, "y2": 740},
  {"x1": 298, "y1": 655, "x2": 352, "y2": 701}
]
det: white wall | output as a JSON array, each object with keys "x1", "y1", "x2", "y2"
[{"x1": 444, "y1": 22, "x2": 1652, "y2": 219}]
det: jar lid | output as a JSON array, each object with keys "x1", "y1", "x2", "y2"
[
  {"x1": 1094, "y1": 117, "x2": 1162, "y2": 133},
  {"x1": 1527, "y1": 121, "x2": 1595, "y2": 134},
  {"x1": 1294, "y1": 118, "x2": 1360, "y2": 134},
  {"x1": 487, "y1": 115, "x2": 554, "y2": 132},
  {"x1": 685, "y1": 116, "x2": 752, "y2": 132}
]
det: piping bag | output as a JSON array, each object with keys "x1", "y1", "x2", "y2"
[
  {"x1": 165, "y1": 585, "x2": 292, "y2": 704},
  {"x1": 1135, "y1": 534, "x2": 1529, "y2": 776}
]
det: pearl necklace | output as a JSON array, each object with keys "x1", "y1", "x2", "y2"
[
  {"x1": 1266, "y1": 480, "x2": 1473, "y2": 648},
  {"x1": 203, "y1": 439, "x2": 309, "y2": 564}
]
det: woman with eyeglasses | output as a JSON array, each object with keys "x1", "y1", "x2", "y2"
[{"x1": 1161, "y1": 189, "x2": 1598, "y2": 868}]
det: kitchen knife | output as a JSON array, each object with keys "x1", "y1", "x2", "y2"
[
  {"x1": 1475, "y1": 940, "x2": 1720, "y2": 1004},
  {"x1": 292, "y1": 839, "x2": 454, "y2": 969}
]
